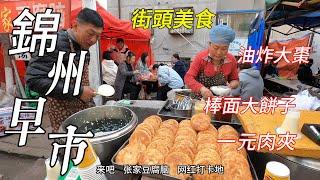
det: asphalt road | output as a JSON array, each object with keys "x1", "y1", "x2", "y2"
[{"x1": 0, "y1": 152, "x2": 46, "y2": 180}]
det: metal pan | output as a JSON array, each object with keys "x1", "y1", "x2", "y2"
[
  {"x1": 157, "y1": 100, "x2": 193, "y2": 120},
  {"x1": 111, "y1": 121, "x2": 259, "y2": 180}
]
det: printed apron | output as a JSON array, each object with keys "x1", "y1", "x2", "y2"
[
  {"x1": 48, "y1": 33, "x2": 94, "y2": 133},
  {"x1": 193, "y1": 62, "x2": 232, "y2": 122}
]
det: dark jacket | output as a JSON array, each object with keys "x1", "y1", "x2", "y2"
[
  {"x1": 298, "y1": 64, "x2": 316, "y2": 86},
  {"x1": 25, "y1": 30, "x2": 89, "y2": 100},
  {"x1": 172, "y1": 60, "x2": 187, "y2": 80},
  {"x1": 114, "y1": 61, "x2": 135, "y2": 100}
]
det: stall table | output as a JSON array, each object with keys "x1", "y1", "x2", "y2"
[
  {"x1": 264, "y1": 75, "x2": 319, "y2": 93},
  {"x1": 236, "y1": 109, "x2": 320, "y2": 179}
]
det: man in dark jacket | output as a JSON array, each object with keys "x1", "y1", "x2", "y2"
[
  {"x1": 171, "y1": 53, "x2": 187, "y2": 80},
  {"x1": 25, "y1": 8, "x2": 104, "y2": 132}
]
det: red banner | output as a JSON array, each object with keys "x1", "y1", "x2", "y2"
[{"x1": 0, "y1": 0, "x2": 71, "y2": 33}]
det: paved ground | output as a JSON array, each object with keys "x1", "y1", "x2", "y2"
[
  {"x1": 0, "y1": 112, "x2": 52, "y2": 158},
  {"x1": 0, "y1": 152, "x2": 46, "y2": 180},
  {"x1": 0, "y1": 111, "x2": 52, "y2": 180}
]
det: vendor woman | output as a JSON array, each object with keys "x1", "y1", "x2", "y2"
[{"x1": 184, "y1": 25, "x2": 239, "y2": 99}]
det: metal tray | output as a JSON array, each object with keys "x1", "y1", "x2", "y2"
[
  {"x1": 157, "y1": 100, "x2": 193, "y2": 120},
  {"x1": 111, "y1": 121, "x2": 259, "y2": 180}
]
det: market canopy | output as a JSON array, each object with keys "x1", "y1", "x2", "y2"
[
  {"x1": 71, "y1": 3, "x2": 154, "y2": 66},
  {"x1": 266, "y1": 0, "x2": 320, "y2": 35},
  {"x1": 71, "y1": 4, "x2": 151, "y2": 40}
]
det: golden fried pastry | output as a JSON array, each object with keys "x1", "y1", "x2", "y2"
[
  {"x1": 165, "y1": 152, "x2": 192, "y2": 179},
  {"x1": 156, "y1": 127, "x2": 175, "y2": 140},
  {"x1": 191, "y1": 113, "x2": 211, "y2": 131},
  {"x1": 171, "y1": 144, "x2": 195, "y2": 160},
  {"x1": 168, "y1": 165, "x2": 191, "y2": 180},
  {"x1": 139, "y1": 148, "x2": 165, "y2": 165},
  {"x1": 197, "y1": 134, "x2": 217, "y2": 144},
  {"x1": 147, "y1": 139, "x2": 171, "y2": 155},
  {"x1": 222, "y1": 151, "x2": 252, "y2": 180},
  {"x1": 179, "y1": 119, "x2": 192, "y2": 128},
  {"x1": 174, "y1": 139, "x2": 197, "y2": 154},
  {"x1": 198, "y1": 129, "x2": 218, "y2": 139},
  {"x1": 136, "y1": 123, "x2": 155, "y2": 137},
  {"x1": 220, "y1": 142, "x2": 246, "y2": 159},
  {"x1": 152, "y1": 135, "x2": 174, "y2": 144},
  {"x1": 161, "y1": 119, "x2": 179, "y2": 134},
  {"x1": 207, "y1": 124, "x2": 218, "y2": 131},
  {"x1": 176, "y1": 127, "x2": 197, "y2": 138},
  {"x1": 165, "y1": 152, "x2": 193, "y2": 166},
  {"x1": 116, "y1": 142, "x2": 146, "y2": 165},
  {"x1": 194, "y1": 149, "x2": 220, "y2": 164},
  {"x1": 175, "y1": 135, "x2": 197, "y2": 146},
  {"x1": 129, "y1": 128, "x2": 152, "y2": 146},
  {"x1": 194, "y1": 173, "x2": 223, "y2": 180},
  {"x1": 218, "y1": 125, "x2": 239, "y2": 139},
  {"x1": 197, "y1": 148, "x2": 220, "y2": 159},
  {"x1": 144, "y1": 115, "x2": 162, "y2": 129},
  {"x1": 197, "y1": 143, "x2": 220, "y2": 153}
]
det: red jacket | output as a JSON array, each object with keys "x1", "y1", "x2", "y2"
[{"x1": 184, "y1": 49, "x2": 239, "y2": 93}]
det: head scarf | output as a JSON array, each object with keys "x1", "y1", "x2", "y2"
[{"x1": 209, "y1": 25, "x2": 235, "y2": 45}]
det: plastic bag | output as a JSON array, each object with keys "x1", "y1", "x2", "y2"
[
  {"x1": 291, "y1": 90, "x2": 320, "y2": 111},
  {"x1": 138, "y1": 88, "x2": 146, "y2": 100}
]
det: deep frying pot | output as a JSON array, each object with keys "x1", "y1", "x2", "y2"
[{"x1": 60, "y1": 105, "x2": 138, "y2": 165}]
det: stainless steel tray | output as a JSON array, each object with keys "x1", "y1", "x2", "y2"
[
  {"x1": 111, "y1": 121, "x2": 259, "y2": 180},
  {"x1": 157, "y1": 100, "x2": 193, "y2": 120}
]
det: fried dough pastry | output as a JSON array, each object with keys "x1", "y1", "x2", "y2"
[
  {"x1": 174, "y1": 139, "x2": 197, "y2": 154},
  {"x1": 139, "y1": 148, "x2": 165, "y2": 165},
  {"x1": 161, "y1": 119, "x2": 179, "y2": 134},
  {"x1": 129, "y1": 128, "x2": 152, "y2": 146},
  {"x1": 175, "y1": 135, "x2": 197, "y2": 146},
  {"x1": 197, "y1": 143, "x2": 220, "y2": 153},
  {"x1": 170, "y1": 144, "x2": 195, "y2": 160},
  {"x1": 222, "y1": 151, "x2": 252, "y2": 180},
  {"x1": 179, "y1": 119, "x2": 192, "y2": 128},
  {"x1": 191, "y1": 113, "x2": 211, "y2": 131},
  {"x1": 197, "y1": 134, "x2": 217, "y2": 145},
  {"x1": 218, "y1": 125, "x2": 239, "y2": 139},
  {"x1": 165, "y1": 151, "x2": 192, "y2": 167},
  {"x1": 220, "y1": 142, "x2": 246, "y2": 159},
  {"x1": 152, "y1": 135, "x2": 174, "y2": 144},
  {"x1": 136, "y1": 123, "x2": 155, "y2": 137},
  {"x1": 147, "y1": 139, "x2": 171, "y2": 155},
  {"x1": 176, "y1": 127, "x2": 197, "y2": 138},
  {"x1": 194, "y1": 149, "x2": 220, "y2": 165},
  {"x1": 156, "y1": 127, "x2": 175, "y2": 140},
  {"x1": 116, "y1": 142, "x2": 146, "y2": 165},
  {"x1": 144, "y1": 115, "x2": 162, "y2": 129}
]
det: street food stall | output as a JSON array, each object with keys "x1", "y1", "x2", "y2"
[
  {"x1": 1, "y1": 0, "x2": 320, "y2": 180},
  {"x1": 59, "y1": 91, "x2": 320, "y2": 179},
  {"x1": 58, "y1": 1, "x2": 319, "y2": 180}
]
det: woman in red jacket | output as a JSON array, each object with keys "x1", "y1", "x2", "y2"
[
  {"x1": 184, "y1": 25, "x2": 240, "y2": 121},
  {"x1": 185, "y1": 24, "x2": 240, "y2": 99}
]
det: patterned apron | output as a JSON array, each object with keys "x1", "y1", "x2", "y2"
[
  {"x1": 48, "y1": 32, "x2": 94, "y2": 133},
  {"x1": 193, "y1": 61, "x2": 232, "y2": 122}
]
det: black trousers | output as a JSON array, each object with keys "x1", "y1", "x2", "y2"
[
  {"x1": 142, "y1": 81, "x2": 158, "y2": 94},
  {"x1": 156, "y1": 84, "x2": 172, "y2": 101},
  {"x1": 123, "y1": 82, "x2": 141, "y2": 100}
]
